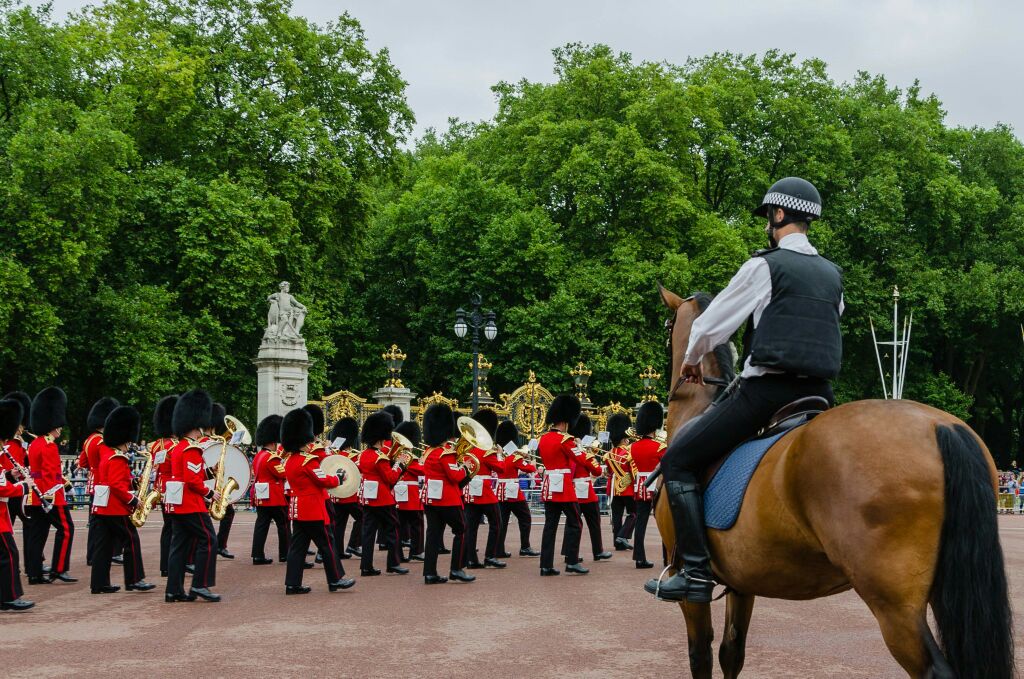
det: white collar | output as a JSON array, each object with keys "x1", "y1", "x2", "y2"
[{"x1": 777, "y1": 232, "x2": 818, "y2": 255}]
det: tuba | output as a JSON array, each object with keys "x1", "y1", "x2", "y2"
[
  {"x1": 454, "y1": 416, "x2": 491, "y2": 480},
  {"x1": 389, "y1": 431, "x2": 425, "y2": 467},
  {"x1": 131, "y1": 444, "x2": 161, "y2": 528}
]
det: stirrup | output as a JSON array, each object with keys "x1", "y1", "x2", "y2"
[{"x1": 651, "y1": 563, "x2": 717, "y2": 601}]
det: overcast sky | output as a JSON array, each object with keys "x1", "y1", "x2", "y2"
[{"x1": 33, "y1": 0, "x2": 1024, "y2": 144}]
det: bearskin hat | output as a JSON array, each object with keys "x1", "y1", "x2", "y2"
[
  {"x1": 152, "y1": 395, "x2": 178, "y2": 439},
  {"x1": 255, "y1": 414, "x2": 283, "y2": 448},
  {"x1": 361, "y1": 411, "x2": 394, "y2": 448},
  {"x1": 472, "y1": 408, "x2": 499, "y2": 438},
  {"x1": 86, "y1": 397, "x2": 120, "y2": 432},
  {"x1": 329, "y1": 417, "x2": 360, "y2": 451},
  {"x1": 3, "y1": 391, "x2": 31, "y2": 428},
  {"x1": 30, "y1": 386, "x2": 67, "y2": 435},
  {"x1": 302, "y1": 403, "x2": 325, "y2": 436},
  {"x1": 635, "y1": 401, "x2": 664, "y2": 437},
  {"x1": 395, "y1": 420, "x2": 421, "y2": 449},
  {"x1": 103, "y1": 406, "x2": 141, "y2": 449},
  {"x1": 606, "y1": 413, "x2": 632, "y2": 445},
  {"x1": 570, "y1": 413, "x2": 592, "y2": 439},
  {"x1": 382, "y1": 404, "x2": 405, "y2": 426},
  {"x1": 423, "y1": 403, "x2": 456, "y2": 447},
  {"x1": 210, "y1": 402, "x2": 228, "y2": 436},
  {"x1": 545, "y1": 394, "x2": 581, "y2": 427},
  {"x1": 0, "y1": 399, "x2": 22, "y2": 440},
  {"x1": 281, "y1": 408, "x2": 314, "y2": 452},
  {"x1": 171, "y1": 389, "x2": 213, "y2": 438},
  {"x1": 494, "y1": 420, "x2": 518, "y2": 448}
]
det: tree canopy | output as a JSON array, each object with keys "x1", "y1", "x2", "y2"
[{"x1": 2, "y1": 5, "x2": 1022, "y2": 464}]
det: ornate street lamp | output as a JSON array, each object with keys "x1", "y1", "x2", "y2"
[
  {"x1": 639, "y1": 365, "x2": 661, "y2": 402},
  {"x1": 382, "y1": 344, "x2": 407, "y2": 388},
  {"x1": 469, "y1": 354, "x2": 495, "y2": 405},
  {"x1": 453, "y1": 293, "x2": 498, "y2": 412},
  {"x1": 569, "y1": 361, "x2": 593, "y2": 406}
]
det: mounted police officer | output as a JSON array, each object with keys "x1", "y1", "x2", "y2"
[{"x1": 645, "y1": 177, "x2": 844, "y2": 602}]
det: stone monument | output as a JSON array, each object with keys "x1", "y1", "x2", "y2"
[{"x1": 254, "y1": 281, "x2": 313, "y2": 422}]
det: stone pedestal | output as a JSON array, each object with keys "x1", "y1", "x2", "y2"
[
  {"x1": 254, "y1": 338, "x2": 313, "y2": 422},
  {"x1": 372, "y1": 387, "x2": 418, "y2": 421}
]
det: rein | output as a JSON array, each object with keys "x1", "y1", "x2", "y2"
[{"x1": 664, "y1": 299, "x2": 730, "y2": 402}]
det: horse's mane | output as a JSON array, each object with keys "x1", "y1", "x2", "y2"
[{"x1": 691, "y1": 291, "x2": 737, "y2": 384}]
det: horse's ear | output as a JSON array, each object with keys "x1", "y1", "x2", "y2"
[{"x1": 658, "y1": 282, "x2": 685, "y2": 311}]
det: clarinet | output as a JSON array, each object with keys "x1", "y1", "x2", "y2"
[{"x1": 1, "y1": 444, "x2": 53, "y2": 512}]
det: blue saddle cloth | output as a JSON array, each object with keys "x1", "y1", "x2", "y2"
[{"x1": 704, "y1": 431, "x2": 788, "y2": 530}]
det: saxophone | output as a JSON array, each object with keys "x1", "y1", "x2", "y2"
[
  {"x1": 209, "y1": 434, "x2": 238, "y2": 520},
  {"x1": 130, "y1": 445, "x2": 161, "y2": 527}
]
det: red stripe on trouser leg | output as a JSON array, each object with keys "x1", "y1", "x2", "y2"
[{"x1": 55, "y1": 507, "x2": 72, "y2": 573}]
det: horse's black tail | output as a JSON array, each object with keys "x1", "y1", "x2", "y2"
[{"x1": 932, "y1": 424, "x2": 1014, "y2": 679}]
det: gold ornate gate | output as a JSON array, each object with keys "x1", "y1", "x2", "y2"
[{"x1": 496, "y1": 371, "x2": 554, "y2": 440}]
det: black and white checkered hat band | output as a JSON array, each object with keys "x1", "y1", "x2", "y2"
[{"x1": 762, "y1": 191, "x2": 821, "y2": 217}]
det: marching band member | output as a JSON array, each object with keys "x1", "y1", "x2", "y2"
[
  {"x1": 164, "y1": 389, "x2": 221, "y2": 602},
  {"x1": 0, "y1": 398, "x2": 32, "y2": 611},
  {"x1": 250, "y1": 414, "x2": 289, "y2": 565},
  {"x1": 393, "y1": 420, "x2": 425, "y2": 561},
  {"x1": 568, "y1": 414, "x2": 611, "y2": 562},
  {"x1": 420, "y1": 404, "x2": 473, "y2": 584},
  {"x1": 1, "y1": 391, "x2": 32, "y2": 532},
  {"x1": 89, "y1": 406, "x2": 155, "y2": 594},
  {"x1": 604, "y1": 413, "x2": 636, "y2": 552},
  {"x1": 494, "y1": 420, "x2": 539, "y2": 558},
  {"x1": 463, "y1": 409, "x2": 506, "y2": 569},
  {"x1": 303, "y1": 404, "x2": 339, "y2": 571},
  {"x1": 209, "y1": 403, "x2": 236, "y2": 560},
  {"x1": 151, "y1": 395, "x2": 178, "y2": 577},
  {"x1": 327, "y1": 417, "x2": 361, "y2": 560},
  {"x1": 630, "y1": 401, "x2": 665, "y2": 569},
  {"x1": 282, "y1": 408, "x2": 355, "y2": 594},
  {"x1": 357, "y1": 411, "x2": 407, "y2": 576},
  {"x1": 538, "y1": 395, "x2": 588, "y2": 576},
  {"x1": 79, "y1": 397, "x2": 120, "y2": 566},
  {"x1": 24, "y1": 387, "x2": 77, "y2": 584},
  {"x1": 381, "y1": 405, "x2": 406, "y2": 552}
]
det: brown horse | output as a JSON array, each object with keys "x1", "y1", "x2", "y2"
[{"x1": 654, "y1": 287, "x2": 1014, "y2": 679}]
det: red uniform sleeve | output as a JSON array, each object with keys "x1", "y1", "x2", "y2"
[
  {"x1": 376, "y1": 457, "x2": 403, "y2": 486},
  {"x1": 109, "y1": 456, "x2": 135, "y2": 506},
  {"x1": 304, "y1": 458, "x2": 340, "y2": 489},
  {"x1": 440, "y1": 453, "x2": 467, "y2": 484},
  {"x1": 77, "y1": 448, "x2": 89, "y2": 469},
  {"x1": 0, "y1": 479, "x2": 26, "y2": 498},
  {"x1": 184, "y1": 448, "x2": 211, "y2": 497},
  {"x1": 578, "y1": 452, "x2": 602, "y2": 476},
  {"x1": 267, "y1": 455, "x2": 287, "y2": 479}
]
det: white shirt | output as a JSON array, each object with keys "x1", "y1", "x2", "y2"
[{"x1": 683, "y1": 233, "x2": 845, "y2": 378}]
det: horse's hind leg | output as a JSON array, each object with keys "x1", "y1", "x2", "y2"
[
  {"x1": 858, "y1": 584, "x2": 931, "y2": 678},
  {"x1": 681, "y1": 601, "x2": 714, "y2": 679},
  {"x1": 719, "y1": 591, "x2": 755, "y2": 679}
]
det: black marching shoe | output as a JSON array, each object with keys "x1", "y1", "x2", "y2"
[
  {"x1": 303, "y1": 562, "x2": 314, "y2": 570},
  {"x1": 410, "y1": 553, "x2": 425, "y2": 562},
  {"x1": 519, "y1": 547, "x2": 540, "y2": 557},
  {"x1": 314, "y1": 553, "x2": 324, "y2": 564},
  {"x1": 307, "y1": 549, "x2": 315, "y2": 556},
  {"x1": 438, "y1": 546, "x2": 451, "y2": 555},
  {"x1": 566, "y1": 563, "x2": 589, "y2": 575},
  {"x1": 593, "y1": 552, "x2": 613, "y2": 561},
  {"x1": 400, "y1": 555, "x2": 410, "y2": 563},
  {"x1": 643, "y1": 479, "x2": 715, "y2": 603},
  {"x1": 27, "y1": 576, "x2": 51, "y2": 585},
  {"x1": 339, "y1": 551, "x2": 351, "y2": 560},
  {"x1": 164, "y1": 592, "x2": 197, "y2": 603},
  {"x1": 1, "y1": 598, "x2": 34, "y2": 611},
  {"x1": 252, "y1": 557, "x2": 273, "y2": 565},
  {"x1": 497, "y1": 551, "x2": 512, "y2": 558},
  {"x1": 111, "y1": 554, "x2": 124, "y2": 564},
  {"x1": 401, "y1": 539, "x2": 412, "y2": 548},
  {"x1": 448, "y1": 569, "x2": 475, "y2": 583},
  {"x1": 614, "y1": 537, "x2": 632, "y2": 551},
  {"x1": 218, "y1": 548, "x2": 234, "y2": 559},
  {"x1": 346, "y1": 546, "x2": 362, "y2": 557},
  {"x1": 184, "y1": 564, "x2": 195, "y2": 574},
  {"x1": 424, "y1": 574, "x2": 448, "y2": 584},
  {"x1": 540, "y1": 567, "x2": 560, "y2": 576},
  {"x1": 386, "y1": 566, "x2": 409, "y2": 575},
  {"x1": 484, "y1": 558, "x2": 507, "y2": 569},
  {"x1": 190, "y1": 587, "x2": 221, "y2": 602},
  {"x1": 635, "y1": 560, "x2": 655, "y2": 569},
  {"x1": 160, "y1": 570, "x2": 168, "y2": 577},
  {"x1": 91, "y1": 585, "x2": 121, "y2": 594},
  {"x1": 329, "y1": 578, "x2": 356, "y2": 591},
  {"x1": 52, "y1": 572, "x2": 77, "y2": 583},
  {"x1": 361, "y1": 568, "x2": 381, "y2": 577},
  {"x1": 127, "y1": 581, "x2": 156, "y2": 591},
  {"x1": 465, "y1": 560, "x2": 485, "y2": 570},
  {"x1": 286, "y1": 585, "x2": 311, "y2": 595}
]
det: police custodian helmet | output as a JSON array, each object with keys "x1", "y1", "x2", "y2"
[{"x1": 753, "y1": 177, "x2": 822, "y2": 221}]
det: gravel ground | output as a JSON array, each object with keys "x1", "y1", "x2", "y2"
[{"x1": 1, "y1": 511, "x2": 1021, "y2": 678}]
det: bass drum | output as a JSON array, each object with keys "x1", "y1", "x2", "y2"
[
  {"x1": 200, "y1": 440, "x2": 253, "y2": 505},
  {"x1": 320, "y1": 454, "x2": 361, "y2": 499}
]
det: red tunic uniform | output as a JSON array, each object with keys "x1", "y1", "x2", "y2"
[
  {"x1": 26, "y1": 436, "x2": 66, "y2": 507},
  {"x1": 358, "y1": 448, "x2": 402, "y2": 507},
  {"x1": 605, "y1": 445, "x2": 634, "y2": 498},
  {"x1": 151, "y1": 437, "x2": 176, "y2": 495},
  {"x1": 3, "y1": 437, "x2": 27, "y2": 468},
  {"x1": 330, "y1": 450, "x2": 360, "y2": 506},
  {"x1": 396, "y1": 459, "x2": 425, "y2": 511},
  {"x1": 252, "y1": 447, "x2": 287, "y2": 507},
  {"x1": 284, "y1": 452, "x2": 339, "y2": 522},
  {"x1": 497, "y1": 453, "x2": 535, "y2": 502},
  {"x1": 165, "y1": 439, "x2": 212, "y2": 514},
  {"x1": 0, "y1": 474, "x2": 26, "y2": 533},
  {"x1": 571, "y1": 448, "x2": 602, "y2": 504},
  {"x1": 92, "y1": 451, "x2": 136, "y2": 516},
  {"x1": 76, "y1": 432, "x2": 103, "y2": 494},
  {"x1": 629, "y1": 438, "x2": 666, "y2": 501},
  {"x1": 538, "y1": 430, "x2": 586, "y2": 502},
  {"x1": 462, "y1": 447, "x2": 502, "y2": 505},
  {"x1": 420, "y1": 445, "x2": 466, "y2": 507}
]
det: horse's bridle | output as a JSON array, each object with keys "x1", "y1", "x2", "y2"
[{"x1": 664, "y1": 296, "x2": 730, "y2": 403}]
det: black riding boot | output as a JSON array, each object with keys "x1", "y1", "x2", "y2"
[{"x1": 643, "y1": 478, "x2": 714, "y2": 602}]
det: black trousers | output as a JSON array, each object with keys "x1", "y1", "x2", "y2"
[
  {"x1": 23, "y1": 505, "x2": 74, "y2": 577},
  {"x1": 252, "y1": 506, "x2": 290, "y2": 560},
  {"x1": 662, "y1": 375, "x2": 833, "y2": 479},
  {"x1": 216, "y1": 504, "x2": 235, "y2": 550},
  {"x1": 286, "y1": 520, "x2": 342, "y2": 587},
  {"x1": 348, "y1": 512, "x2": 362, "y2": 550},
  {"x1": 632, "y1": 500, "x2": 653, "y2": 561},
  {"x1": 91, "y1": 514, "x2": 144, "y2": 590},
  {"x1": 611, "y1": 496, "x2": 637, "y2": 543},
  {"x1": 0, "y1": 531, "x2": 23, "y2": 602},
  {"x1": 464, "y1": 502, "x2": 500, "y2": 563},
  {"x1": 579, "y1": 502, "x2": 605, "y2": 556},
  {"x1": 332, "y1": 503, "x2": 361, "y2": 554},
  {"x1": 166, "y1": 512, "x2": 217, "y2": 595},
  {"x1": 360, "y1": 505, "x2": 400, "y2": 571},
  {"x1": 398, "y1": 509, "x2": 424, "y2": 555},
  {"x1": 424, "y1": 505, "x2": 466, "y2": 577},
  {"x1": 87, "y1": 511, "x2": 124, "y2": 566},
  {"x1": 159, "y1": 508, "x2": 172, "y2": 574},
  {"x1": 498, "y1": 501, "x2": 533, "y2": 552},
  {"x1": 540, "y1": 501, "x2": 582, "y2": 569}
]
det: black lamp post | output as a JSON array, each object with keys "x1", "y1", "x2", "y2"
[{"x1": 454, "y1": 293, "x2": 497, "y2": 413}]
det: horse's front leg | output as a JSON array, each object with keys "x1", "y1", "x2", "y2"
[
  {"x1": 719, "y1": 591, "x2": 755, "y2": 679},
  {"x1": 681, "y1": 600, "x2": 714, "y2": 679}
]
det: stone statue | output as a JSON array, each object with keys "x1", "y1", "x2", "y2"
[{"x1": 264, "y1": 281, "x2": 307, "y2": 341}]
